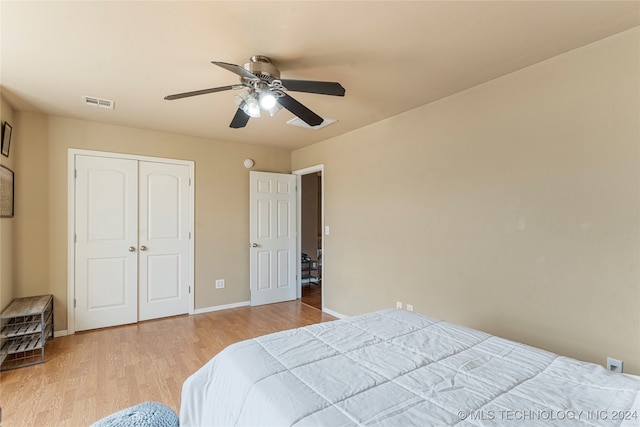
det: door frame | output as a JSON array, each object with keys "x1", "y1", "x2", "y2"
[
  {"x1": 292, "y1": 164, "x2": 324, "y2": 306},
  {"x1": 67, "y1": 148, "x2": 195, "y2": 335}
]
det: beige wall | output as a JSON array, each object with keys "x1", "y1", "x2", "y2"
[
  {"x1": 12, "y1": 114, "x2": 290, "y2": 330},
  {"x1": 13, "y1": 111, "x2": 49, "y2": 301},
  {"x1": 293, "y1": 28, "x2": 640, "y2": 374},
  {"x1": 0, "y1": 96, "x2": 16, "y2": 312}
]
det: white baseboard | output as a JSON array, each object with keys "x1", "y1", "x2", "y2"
[
  {"x1": 54, "y1": 304, "x2": 339, "y2": 336},
  {"x1": 322, "y1": 307, "x2": 347, "y2": 319},
  {"x1": 194, "y1": 301, "x2": 250, "y2": 315}
]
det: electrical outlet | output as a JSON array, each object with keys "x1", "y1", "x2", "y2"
[
  {"x1": 215, "y1": 279, "x2": 225, "y2": 289},
  {"x1": 406, "y1": 304, "x2": 414, "y2": 312},
  {"x1": 396, "y1": 301, "x2": 402, "y2": 309},
  {"x1": 607, "y1": 357, "x2": 623, "y2": 373}
]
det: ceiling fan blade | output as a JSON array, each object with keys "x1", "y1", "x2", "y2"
[
  {"x1": 212, "y1": 61, "x2": 260, "y2": 81},
  {"x1": 230, "y1": 108, "x2": 250, "y2": 128},
  {"x1": 277, "y1": 93, "x2": 324, "y2": 127},
  {"x1": 164, "y1": 85, "x2": 241, "y2": 100},
  {"x1": 280, "y1": 80, "x2": 345, "y2": 96}
]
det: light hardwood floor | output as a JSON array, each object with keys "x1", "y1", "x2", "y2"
[
  {"x1": 301, "y1": 282, "x2": 322, "y2": 309},
  {"x1": 0, "y1": 300, "x2": 335, "y2": 427}
]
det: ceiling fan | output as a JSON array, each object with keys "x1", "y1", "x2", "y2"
[{"x1": 164, "y1": 55, "x2": 345, "y2": 129}]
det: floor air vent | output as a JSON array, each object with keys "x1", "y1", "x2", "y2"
[{"x1": 82, "y1": 96, "x2": 115, "y2": 110}]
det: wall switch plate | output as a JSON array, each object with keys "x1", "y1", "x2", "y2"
[
  {"x1": 406, "y1": 304, "x2": 414, "y2": 312},
  {"x1": 396, "y1": 301, "x2": 402, "y2": 309},
  {"x1": 215, "y1": 279, "x2": 225, "y2": 289},
  {"x1": 607, "y1": 357, "x2": 623, "y2": 373},
  {"x1": 325, "y1": 225, "x2": 330, "y2": 235}
]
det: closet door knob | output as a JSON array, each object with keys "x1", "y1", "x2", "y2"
[
  {"x1": 140, "y1": 245, "x2": 148, "y2": 251},
  {"x1": 250, "y1": 243, "x2": 258, "y2": 248},
  {"x1": 128, "y1": 246, "x2": 136, "y2": 252}
]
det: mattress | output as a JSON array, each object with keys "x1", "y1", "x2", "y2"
[{"x1": 180, "y1": 309, "x2": 640, "y2": 426}]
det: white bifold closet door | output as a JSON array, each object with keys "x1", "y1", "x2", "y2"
[{"x1": 74, "y1": 155, "x2": 191, "y2": 331}]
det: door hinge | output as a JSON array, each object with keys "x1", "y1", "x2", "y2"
[
  {"x1": 189, "y1": 286, "x2": 191, "y2": 293},
  {"x1": 189, "y1": 178, "x2": 192, "y2": 186},
  {"x1": 74, "y1": 169, "x2": 77, "y2": 179},
  {"x1": 189, "y1": 231, "x2": 192, "y2": 239},
  {"x1": 74, "y1": 299, "x2": 76, "y2": 308},
  {"x1": 74, "y1": 233, "x2": 77, "y2": 243}
]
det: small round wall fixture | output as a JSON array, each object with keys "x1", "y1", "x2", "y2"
[{"x1": 243, "y1": 158, "x2": 255, "y2": 169}]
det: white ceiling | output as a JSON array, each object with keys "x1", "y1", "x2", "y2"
[{"x1": 1, "y1": 1, "x2": 638, "y2": 150}]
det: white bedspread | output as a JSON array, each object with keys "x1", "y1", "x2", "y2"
[{"x1": 180, "y1": 309, "x2": 640, "y2": 426}]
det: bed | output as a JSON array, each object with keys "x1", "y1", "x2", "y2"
[{"x1": 180, "y1": 309, "x2": 640, "y2": 426}]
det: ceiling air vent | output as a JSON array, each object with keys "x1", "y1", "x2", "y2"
[
  {"x1": 82, "y1": 95, "x2": 115, "y2": 110},
  {"x1": 286, "y1": 117, "x2": 336, "y2": 130}
]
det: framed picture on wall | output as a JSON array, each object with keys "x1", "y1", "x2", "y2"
[
  {"x1": 0, "y1": 164, "x2": 14, "y2": 217},
  {"x1": 1, "y1": 122, "x2": 12, "y2": 157}
]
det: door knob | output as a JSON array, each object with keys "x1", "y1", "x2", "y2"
[
  {"x1": 250, "y1": 243, "x2": 258, "y2": 248},
  {"x1": 128, "y1": 246, "x2": 136, "y2": 252},
  {"x1": 140, "y1": 245, "x2": 148, "y2": 251}
]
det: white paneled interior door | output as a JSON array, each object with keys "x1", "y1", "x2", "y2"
[
  {"x1": 73, "y1": 153, "x2": 193, "y2": 332},
  {"x1": 138, "y1": 161, "x2": 191, "y2": 321},
  {"x1": 75, "y1": 155, "x2": 139, "y2": 331},
  {"x1": 249, "y1": 171, "x2": 297, "y2": 306}
]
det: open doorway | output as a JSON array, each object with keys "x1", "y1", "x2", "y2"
[{"x1": 299, "y1": 169, "x2": 323, "y2": 309}]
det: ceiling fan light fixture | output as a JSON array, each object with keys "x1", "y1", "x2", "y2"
[
  {"x1": 259, "y1": 90, "x2": 277, "y2": 110},
  {"x1": 265, "y1": 103, "x2": 282, "y2": 117},
  {"x1": 235, "y1": 91, "x2": 261, "y2": 118},
  {"x1": 242, "y1": 100, "x2": 261, "y2": 118},
  {"x1": 264, "y1": 98, "x2": 283, "y2": 117}
]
